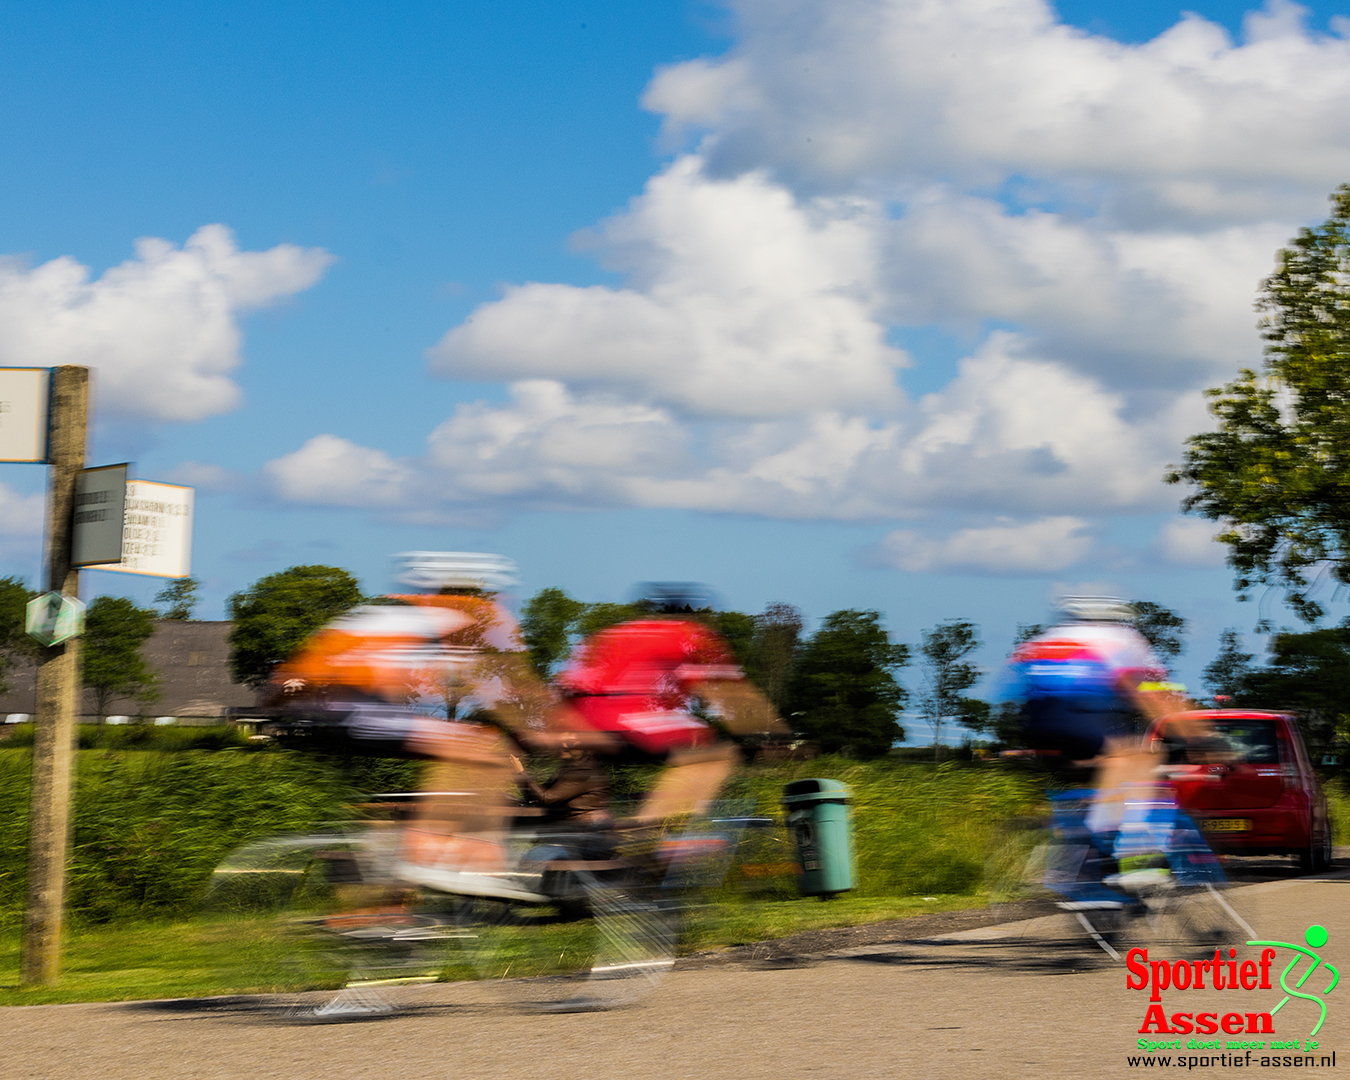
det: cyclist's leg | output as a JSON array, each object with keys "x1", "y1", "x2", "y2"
[
  {"x1": 629, "y1": 742, "x2": 739, "y2": 824},
  {"x1": 397, "y1": 720, "x2": 520, "y2": 889}
]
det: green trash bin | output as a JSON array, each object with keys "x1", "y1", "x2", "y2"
[{"x1": 782, "y1": 778, "x2": 855, "y2": 897}]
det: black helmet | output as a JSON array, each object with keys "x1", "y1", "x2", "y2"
[{"x1": 632, "y1": 581, "x2": 716, "y2": 614}]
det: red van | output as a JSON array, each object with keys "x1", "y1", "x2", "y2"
[{"x1": 1146, "y1": 710, "x2": 1332, "y2": 873}]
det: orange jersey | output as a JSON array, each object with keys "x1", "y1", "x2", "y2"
[{"x1": 271, "y1": 594, "x2": 524, "y2": 702}]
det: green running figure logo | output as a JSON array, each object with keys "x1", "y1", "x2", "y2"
[{"x1": 1246, "y1": 926, "x2": 1340, "y2": 1037}]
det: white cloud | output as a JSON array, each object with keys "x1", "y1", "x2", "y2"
[
  {"x1": 424, "y1": 380, "x2": 694, "y2": 505},
  {"x1": 647, "y1": 0, "x2": 1350, "y2": 220},
  {"x1": 882, "y1": 194, "x2": 1287, "y2": 387},
  {"x1": 429, "y1": 158, "x2": 906, "y2": 419},
  {"x1": 868, "y1": 517, "x2": 1094, "y2": 574},
  {"x1": 266, "y1": 0, "x2": 1350, "y2": 580},
  {"x1": 1158, "y1": 516, "x2": 1229, "y2": 567},
  {"x1": 0, "y1": 225, "x2": 332, "y2": 423},
  {"x1": 885, "y1": 335, "x2": 1189, "y2": 513},
  {"x1": 268, "y1": 338, "x2": 1180, "y2": 522},
  {"x1": 266, "y1": 434, "x2": 412, "y2": 508}
]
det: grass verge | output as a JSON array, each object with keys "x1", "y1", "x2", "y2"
[
  {"x1": 0, "y1": 917, "x2": 323, "y2": 1007},
  {"x1": 0, "y1": 892, "x2": 986, "y2": 1008}
]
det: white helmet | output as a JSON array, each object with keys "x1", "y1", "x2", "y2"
[
  {"x1": 1054, "y1": 595, "x2": 1135, "y2": 623},
  {"x1": 393, "y1": 551, "x2": 520, "y2": 592}
]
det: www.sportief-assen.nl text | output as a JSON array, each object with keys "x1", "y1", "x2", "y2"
[{"x1": 1126, "y1": 1050, "x2": 1336, "y2": 1068}]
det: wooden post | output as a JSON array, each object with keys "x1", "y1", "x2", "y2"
[{"x1": 21, "y1": 366, "x2": 87, "y2": 987}]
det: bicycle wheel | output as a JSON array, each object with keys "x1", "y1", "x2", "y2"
[
  {"x1": 453, "y1": 873, "x2": 677, "y2": 1012},
  {"x1": 206, "y1": 828, "x2": 463, "y2": 1021},
  {"x1": 984, "y1": 817, "x2": 1150, "y2": 964},
  {"x1": 1138, "y1": 884, "x2": 1256, "y2": 956},
  {"x1": 984, "y1": 819, "x2": 1062, "y2": 921}
]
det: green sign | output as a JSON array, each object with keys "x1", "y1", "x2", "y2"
[{"x1": 26, "y1": 592, "x2": 85, "y2": 647}]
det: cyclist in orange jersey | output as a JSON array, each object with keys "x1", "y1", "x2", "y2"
[{"x1": 265, "y1": 553, "x2": 561, "y2": 899}]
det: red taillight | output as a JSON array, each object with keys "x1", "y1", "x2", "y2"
[{"x1": 1282, "y1": 763, "x2": 1299, "y2": 789}]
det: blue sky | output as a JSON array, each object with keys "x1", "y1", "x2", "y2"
[{"x1": 3, "y1": 0, "x2": 1350, "y2": 722}]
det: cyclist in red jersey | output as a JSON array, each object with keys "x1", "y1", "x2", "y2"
[{"x1": 551, "y1": 592, "x2": 786, "y2": 824}]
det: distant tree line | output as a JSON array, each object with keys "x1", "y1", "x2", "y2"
[
  {"x1": 520, "y1": 589, "x2": 910, "y2": 758},
  {"x1": 5, "y1": 560, "x2": 1350, "y2": 762}
]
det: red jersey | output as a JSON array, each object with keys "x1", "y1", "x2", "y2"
[{"x1": 558, "y1": 619, "x2": 743, "y2": 755}]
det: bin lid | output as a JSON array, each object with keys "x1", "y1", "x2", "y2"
[{"x1": 781, "y1": 777, "x2": 852, "y2": 804}]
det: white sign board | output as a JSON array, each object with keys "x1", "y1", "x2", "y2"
[
  {"x1": 72, "y1": 463, "x2": 128, "y2": 566},
  {"x1": 99, "y1": 480, "x2": 193, "y2": 578},
  {"x1": 0, "y1": 368, "x2": 49, "y2": 462}
]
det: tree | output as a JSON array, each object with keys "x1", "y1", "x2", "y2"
[
  {"x1": 746, "y1": 602, "x2": 802, "y2": 711},
  {"x1": 574, "y1": 600, "x2": 646, "y2": 639},
  {"x1": 83, "y1": 596, "x2": 159, "y2": 716},
  {"x1": 0, "y1": 577, "x2": 36, "y2": 694},
  {"x1": 517, "y1": 591, "x2": 662, "y2": 678},
  {"x1": 710, "y1": 609, "x2": 756, "y2": 670},
  {"x1": 917, "y1": 621, "x2": 982, "y2": 761},
  {"x1": 154, "y1": 576, "x2": 200, "y2": 620},
  {"x1": 226, "y1": 566, "x2": 364, "y2": 688},
  {"x1": 1168, "y1": 186, "x2": 1350, "y2": 622},
  {"x1": 1203, "y1": 628, "x2": 1254, "y2": 702},
  {"x1": 786, "y1": 609, "x2": 908, "y2": 758},
  {"x1": 518, "y1": 588, "x2": 797, "y2": 712},
  {"x1": 1231, "y1": 624, "x2": 1350, "y2": 757},
  {"x1": 1131, "y1": 600, "x2": 1187, "y2": 662},
  {"x1": 519, "y1": 587, "x2": 587, "y2": 677}
]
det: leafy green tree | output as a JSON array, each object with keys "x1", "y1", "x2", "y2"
[
  {"x1": 574, "y1": 600, "x2": 645, "y2": 639},
  {"x1": 918, "y1": 621, "x2": 982, "y2": 761},
  {"x1": 1203, "y1": 628, "x2": 1254, "y2": 702},
  {"x1": 519, "y1": 587, "x2": 588, "y2": 677},
  {"x1": 516, "y1": 594, "x2": 650, "y2": 674},
  {"x1": 1131, "y1": 601, "x2": 1187, "y2": 662},
  {"x1": 1169, "y1": 186, "x2": 1350, "y2": 622},
  {"x1": 0, "y1": 577, "x2": 36, "y2": 694},
  {"x1": 226, "y1": 566, "x2": 364, "y2": 688},
  {"x1": 83, "y1": 596, "x2": 159, "y2": 716},
  {"x1": 786, "y1": 609, "x2": 909, "y2": 758},
  {"x1": 710, "y1": 609, "x2": 756, "y2": 669},
  {"x1": 1232, "y1": 624, "x2": 1350, "y2": 757},
  {"x1": 153, "y1": 576, "x2": 200, "y2": 620},
  {"x1": 518, "y1": 588, "x2": 799, "y2": 707}
]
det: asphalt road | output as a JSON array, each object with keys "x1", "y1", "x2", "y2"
[{"x1": 5, "y1": 868, "x2": 1349, "y2": 1080}]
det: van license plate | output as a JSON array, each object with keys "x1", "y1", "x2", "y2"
[{"x1": 1200, "y1": 818, "x2": 1252, "y2": 833}]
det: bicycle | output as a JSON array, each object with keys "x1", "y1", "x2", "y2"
[
  {"x1": 206, "y1": 796, "x2": 757, "y2": 1020},
  {"x1": 983, "y1": 785, "x2": 1256, "y2": 962}
]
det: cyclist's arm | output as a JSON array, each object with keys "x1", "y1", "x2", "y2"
[{"x1": 691, "y1": 679, "x2": 789, "y2": 737}]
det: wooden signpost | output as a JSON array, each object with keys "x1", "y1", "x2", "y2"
[
  {"x1": 20, "y1": 365, "x2": 87, "y2": 986},
  {"x1": 2, "y1": 365, "x2": 195, "y2": 985}
]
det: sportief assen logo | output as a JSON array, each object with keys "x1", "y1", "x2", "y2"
[{"x1": 1127, "y1": 926, "x2": 1338, "y2": 1062}]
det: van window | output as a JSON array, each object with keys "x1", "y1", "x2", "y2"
[{"x1": 1209, "y1": 719, "x2": 1280, "y2": 764}]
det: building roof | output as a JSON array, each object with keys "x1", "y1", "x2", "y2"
[{"x1": 0, "y1": 620, "x2": 259, "y2": 720}]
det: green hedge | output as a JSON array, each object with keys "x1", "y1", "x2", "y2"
[
  {"x1": 723, "y1": 756, "x2": 1043, "y2": 897},
  {"x1": 2, "y1": 723, "x2": 253, "y2": 752},
  {"x1": 0, "y1": 748, "x2": 1042, "y2": 929},
  {"x1": 0, "y1": 748, "x2": 419, "y2": 930},
  {"x1": 31, "y1": 745, "x2": 1324, "y2": 928}
]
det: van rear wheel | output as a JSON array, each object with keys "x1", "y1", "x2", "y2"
[{"x1": 1298, "y1": 817, "x2": 1332, "y2": 874}]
